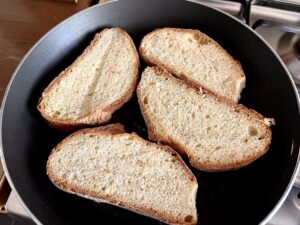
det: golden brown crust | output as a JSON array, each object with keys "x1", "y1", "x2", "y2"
[
  {"x1": 38, "y1": 28, "x2": 140, "y2": 132},
  {"x1": 46, "y1": 124, "x2": 197, "y2": 225},
  {"x1": 139, "y1": 28, "x2": 246, "y2": 102},
  {"x1": 188, "y1": 137, "x2": 271, "y2": 172},
  {"x1": 137, "y1": 66, "x2": 272, "y2": 172}
]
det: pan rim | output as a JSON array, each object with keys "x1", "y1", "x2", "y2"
[{"x1": 0, "y1": 0, "x2": 299, "y2": 224}]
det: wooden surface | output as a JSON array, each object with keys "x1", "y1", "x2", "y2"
[{"x1": 0, "y1": 0, "x2": 94, "y2": 103}]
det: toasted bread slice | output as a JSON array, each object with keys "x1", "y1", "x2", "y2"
[
  {"x1": 38, "y1": 28, "x2": 139, "y2": 131},
  {"x1": 137, "y1": 67, "x2": 273, "y2": 172},
  {"x1": 46, "y1": 124, "x2": 198, "y2": 225},
  {"x1": 139, "y1": 28, "x2": 245, "y2": 102}
]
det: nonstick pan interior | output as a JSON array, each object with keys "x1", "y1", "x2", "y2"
[{"x1": 1, "y1": 0, "x2": 300, "y2": 224}]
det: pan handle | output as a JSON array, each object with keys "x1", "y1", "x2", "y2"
[{"x1": 252, "y1": 19, "x2": 300, "y2": 35}]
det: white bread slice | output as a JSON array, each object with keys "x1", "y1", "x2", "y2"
[
  {"x1": 139, "y1": 28, "x2": 245, "y2": 102},
  {"x1": 38, "y1": 28, "x2": 139, "y2": 131},
  {"x1": 46, "y1": 124, "x2": 198, "y2": 225},
  {"x1": 137, "y1": 67, "x2": 273, "y2": 172}
]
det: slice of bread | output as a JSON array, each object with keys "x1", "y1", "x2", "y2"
[
  {"x1": 38, "y1": 28, "x2": 139, "y2": 131},
  {"x1": 137, "y1": 66, "x2": 273, "y2": 172},
  {"x1": 139, "y1": 28, "x2": 245, "y2": 102},
  {"x1": 46, "y1": 124, "x2": 198, "y2": 225}
]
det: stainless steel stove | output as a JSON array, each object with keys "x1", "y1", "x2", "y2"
[{"x1": 0, "y1": 0, "x2": 299, "y2": 224}]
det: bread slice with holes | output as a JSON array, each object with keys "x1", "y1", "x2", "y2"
[
  {"x1": 37, "y1": 28, "x2": 139, "y2": 131},
  {"x1": 46, "y1": 124, "x2": 198, "y2": 225},
  {"x1": 137, "y1": 66, "x2": 274, "y2": 172},
  {"x1": 139, "y1": 28, "x2": 245, "y2": 102}
]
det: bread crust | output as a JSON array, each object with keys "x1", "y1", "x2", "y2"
[
  {"x1": 38, "y1": 28, "x2": 140, "y2": 131},
  {"x1": 46, "y1": 124, "x2": 198, "y2": 225},
  {"x1": 139, "y1": 28, "x2": 246, "y2": 102},
  {"x1": 137, "y1": 66, "x2": 272, "y2": 172}
]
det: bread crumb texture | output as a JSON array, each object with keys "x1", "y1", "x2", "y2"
[
  {"x1": 140, "y1": 28, "x2": 246, "y2": 102},
  {"x1": 47, "y1": 126, "x2": 198, "y2": 225},
  {"x1": 137, "y1": 67, "x2": 272, "y2": 171},
  {"x1": 38, "y1": 28, "x2": 138, "y2": 126}
]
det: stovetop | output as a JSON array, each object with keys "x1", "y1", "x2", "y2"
[{"x1": 0, "y1": 0, "x2": 299, "y2": 224}]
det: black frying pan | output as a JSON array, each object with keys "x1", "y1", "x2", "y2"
[{"x1": 1, "y1": 0, "x2": 300, "y2": 224}]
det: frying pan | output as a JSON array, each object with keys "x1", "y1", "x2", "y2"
[{"x1": 1, "y1": 0, "x2": 300, "y2": 224}]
